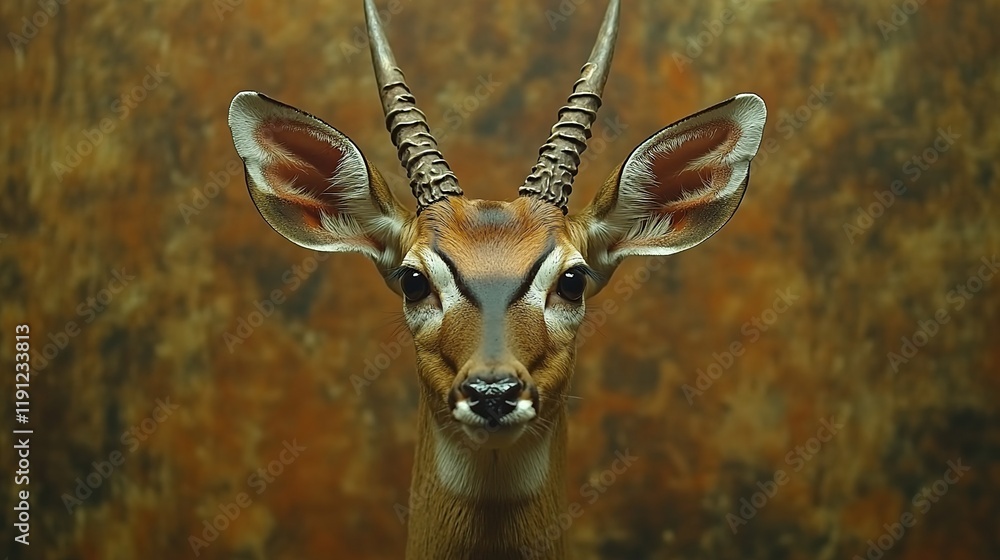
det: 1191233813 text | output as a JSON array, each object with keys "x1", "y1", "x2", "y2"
[{"x1": 13, "y1": 323, "x2": 33, "y2": 546}]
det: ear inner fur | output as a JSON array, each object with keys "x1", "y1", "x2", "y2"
[{"x1": 227, "y1": 3, "x2": 767, "y2": 557}]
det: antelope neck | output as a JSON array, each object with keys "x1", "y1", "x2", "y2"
[{"x1": 404, "y1": 397, "x2": 569, "y2": 560}]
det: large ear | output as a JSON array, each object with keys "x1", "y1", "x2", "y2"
[
  {"x1": 228, "y1": 91, "x2": 412, "y2": 274},
  {"x1": 571, "y1": 93, "x2": 766, "y2": 291}
]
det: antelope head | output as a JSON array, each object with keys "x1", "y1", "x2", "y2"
[{"x1": 229, "y1": 0, "x2": 765, "y2": 556}]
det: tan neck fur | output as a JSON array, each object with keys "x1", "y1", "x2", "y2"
[{"x1": 404, "y1": 395, "x2": 569, "y2": 560}]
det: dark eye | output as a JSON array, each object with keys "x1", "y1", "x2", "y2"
[
  {"x1": 557, "y1": 267, "x2": 587, "y2": 302},
  {"x1": 400, "y1": 268, "x2": 432, "y2": 302}
]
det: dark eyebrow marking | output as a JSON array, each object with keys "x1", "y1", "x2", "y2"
[
  {"x1": 508, "y1": 237, "x2": 555, "y2": 304},
  {"x1": 431, "y1": 237, "x2": 556, "y2": 309},
  {"x1": 432, "y1": 247, "x2": 477, "y2": 305}
]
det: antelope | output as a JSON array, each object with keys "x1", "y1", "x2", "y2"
[{"x1": 228, "y1": 0, "x2": 765, "y2": 557}]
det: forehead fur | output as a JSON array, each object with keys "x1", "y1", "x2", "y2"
[{"x1": 418, "y1": 197, "x2": 567, "y2": 277}]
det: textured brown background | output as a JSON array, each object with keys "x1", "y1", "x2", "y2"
[{"x1": 1, "y1": 0, "x2": 998, "y2": 558}]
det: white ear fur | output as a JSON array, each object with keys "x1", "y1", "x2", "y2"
[
  {"x1": 618, "y1": 93, "x2": 765, "y2": 237},
  {"x1": 228, "y1": 91, "x2": 408, "y2": 269},
  {"x1": 576, "y1": 93, "x2": 766, "y2": 281}
]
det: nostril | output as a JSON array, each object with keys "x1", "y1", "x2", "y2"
[
  {"x1": 463, "y1": 377, "x2": 520, "y2": 400},
  {"x1": 461, "y1": 376, "x2": 522, "y2": 425}
]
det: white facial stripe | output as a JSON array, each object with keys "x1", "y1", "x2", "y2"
[
  {"x1": 403, "y1": 303, "x2": 441, "y2": 334},
  {"x1": 518, "y1": 246, "x2": 564, "y2": 311},
  {"x1": 399, "y1": 249, "x2": 454, "y2": 334},
  {"x1": 532, "y1": 246, "x2": 573, "y2": 296},
  {"x1": 544, "y1": 303, "x2": 585, "y2": 339},
  {"x1": 516, "y1": 246, "x2": 588, "y2": 335},
  {"x1": 402, "y1": 244, "x2": 587, "y2": 341},
  {"x1": 413, "y1": 248, "x2": 462, "y2": 311}
]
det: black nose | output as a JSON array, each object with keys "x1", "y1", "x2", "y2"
[{"x1": 461, "y1": 376, "x2": 523, "y2": 426}]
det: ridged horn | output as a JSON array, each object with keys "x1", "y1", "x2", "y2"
[
  {"x1": 364, "y1": 0, "x2": 462, "y2": 212},
  {"x1": 518, "y1": 0, "x2": 620, "y2": 214}
]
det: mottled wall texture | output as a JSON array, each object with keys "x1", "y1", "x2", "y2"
[{"x1": 1, "y1": 0, "x2": 998, "y2": 558}]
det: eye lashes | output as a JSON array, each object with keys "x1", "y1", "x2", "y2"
[
  {"x1": 386, "y1": 265, "x2": 414, "y2": 283},
  {"x1": 574, "y1": 264, "x2": 605, "y2": 284}
]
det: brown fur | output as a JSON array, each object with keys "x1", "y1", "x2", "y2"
[
  {"x1": 406, "y1": 400, "x2": 569, "y2": 559},
  {"x1": 231, "y1": 89, "x2": 763, "y2": 559},
  {"x1": 401, "y1": 197, "x2": 578, "y2": 559}
]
